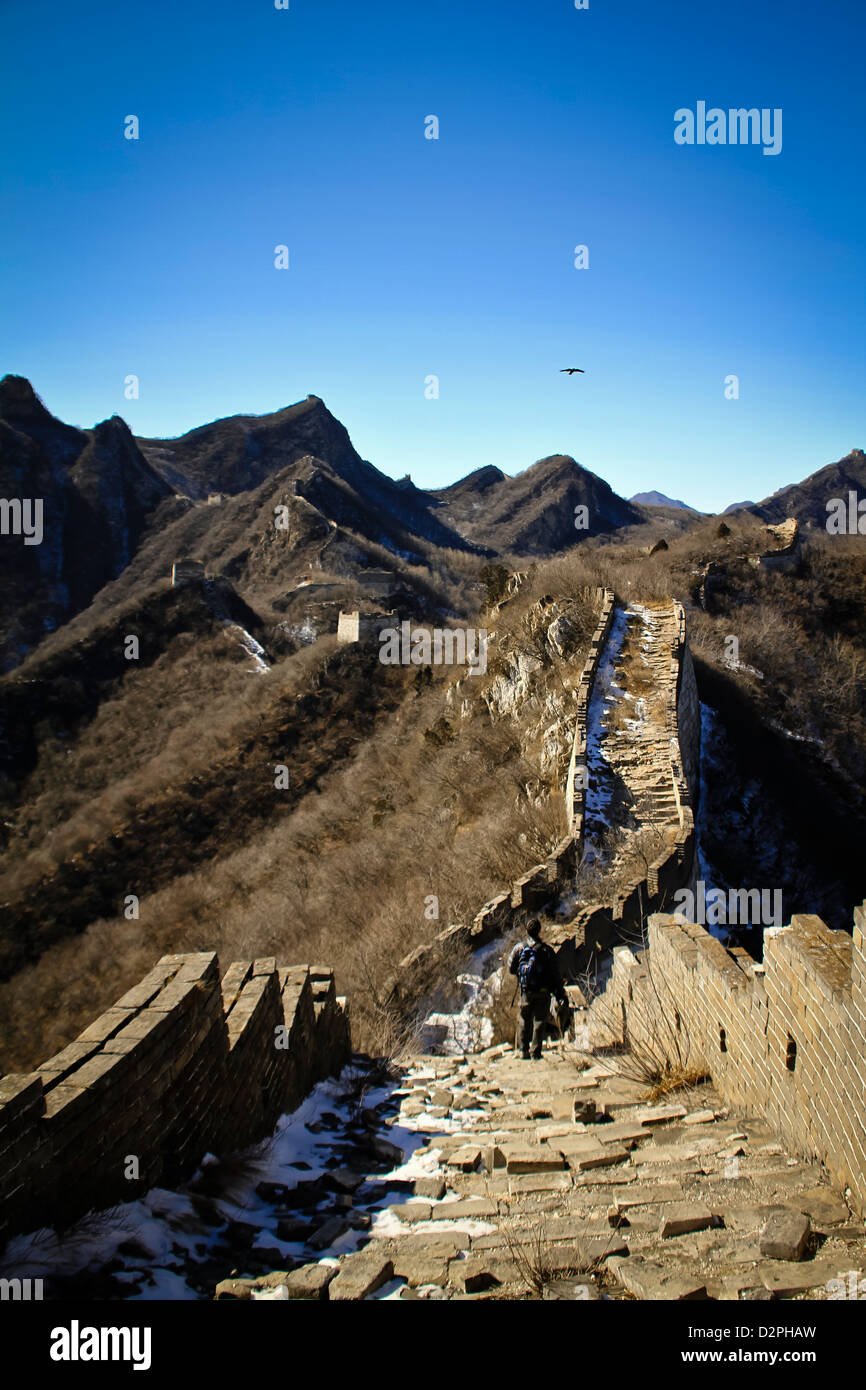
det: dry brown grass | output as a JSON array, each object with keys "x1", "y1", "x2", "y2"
[
  {"x1": 0, "y1": 579, "x2": 596, "y2": 1070},
  {"x1": 643, "y1": 1068, "x2": 711, "y2": 1103},
  {"x1": 579, "y1": 919, "x2": 704, "y2": 1093}
]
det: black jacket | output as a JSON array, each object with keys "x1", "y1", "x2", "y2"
[{"x1": 508, "y1": 938, "x2": 567, "y2": 1001}]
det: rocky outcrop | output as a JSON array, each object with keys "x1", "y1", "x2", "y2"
[{"x1": 0, "y1": 376, "x2": 172, "y2": 671}]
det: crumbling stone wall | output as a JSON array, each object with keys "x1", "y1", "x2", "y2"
[
  {"x1": 336, "y1": 610, "x2": 394, "y2": 643},
  {"x1": 752, "y1": 518, "x2": 800, "y2": 571},
  {"x1": 587, "y1": 906, "x2": 866, "y2": 1214},
  {"x1": 552, "y1": 599, "x2": 698, "y2": 975},
  {"x1": 674, "y1": 611, "x2": 700, "y2": 804},
  {"x1": 385, "y1": 593, "x2": 700, "y2": 1012},
  {"x1": 386, "y1": 589, "x2": 615, "y2": 1009},
  {"x1": 566, "y1": 588, "x2": 616, "y2": 840},
  {"x1": 0, "y1": 953, "x2": 350, "y2": 1249}
]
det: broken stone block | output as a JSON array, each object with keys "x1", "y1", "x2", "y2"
[
  {"x1": 370, "y1": 1135, "x2": 404, "y2": 1165},
  {"x1": 536, "y1": 1122, "x2": 579, "y2": 1142},
  {"x1": 637, "y1": 1104, "x2": 688, "y2": 1127},
  {"x1": 391, "y1": 1200, "x2": 433, "y2": 1224},
  {"x1": 447, "y1": 1145, "x2": 484, "y2": 1172},
  {"x1": 413, "y1": 1176, "x2": 447, "y2": 1200},
  {"x1": 759, "y1": 1258, "x2": 851, "y2": 1296},
  {"x1": 400, "y1": 1236, "x2": 464, "y2": 1262},
  {"x1": 451, "y1": 1258, "x2": 506, "y2": 1293},
  {"x1": 610, "y1": 1255, "x2": 709, "y2": 1301},
  {"x1": 596, "y1": 1123, "x2": 648, "y2": 1146},
  {"x1": 430, "y1": 1088, "x2": 454, "y2": 1108},
  {"x1": 308, "y1": 1215, "x2": 350, "y2": 1250},
  {"x1": 788, "y1": 1188, "x2": 849, "y2": 1227},
  {"x1": 328, "y1": 1251, "x2": 394, "y2": 1301},
  {"x1": 392, "y1": 1252, "x2": 450, "y2": 1287},
  {"x1": 759, "y1": 1209, "x2": 811, "y2": 1261},
  {"x1": 722, "y1": 1206, "x2": 775, "y2": 1233},
  {"x1": 283, "y1": 1262, "x2": 338, "y2": 1300},
  {"x1": 683, "y1": 1110, "x2": 717, "y2": 1126},
  {"x1": 505, "y1": 1148, "x2": 567, "y2": 1174},
  {"x1": 276, "y1": 1216, "x2": 311, "y2": 1242},
  {"x1": 321, "y1": 1168, "x2": 365, "y2": 1194},
  {"x1": 567, "y1": 1144, "x2": 631, "y2": 1172},
  {"x1": 431, "y1": 1197, "x2": 497, "y2": 1221},
  {"x1": 507, "y1": 1172, "x2": 572, "y2": 1194},
  {"x1": 214, "y1": 1278, "x2": 256, "y2": 1300},
  {"x1": 453, "y1": 1095, "x2": 482, "y2": 1111},
  {"x1": 660, "y1": 1203, "x2": 715, "y2": 1238}
]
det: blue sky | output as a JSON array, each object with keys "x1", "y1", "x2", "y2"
[{"x1": 1, "y1": 0, "x2": 863, "y2": 511}]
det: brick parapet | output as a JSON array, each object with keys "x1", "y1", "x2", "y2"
[{"x1": 0, "y1": 953, "x2": 350, "y2": 1249}]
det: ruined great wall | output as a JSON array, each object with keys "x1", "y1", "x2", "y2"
[
  {"x1": 2, "y1": 572, "x2": 866, "y2": 1299},
  {"x1": 590, "y1": 905, "x2": 866, "y2": 1216},
  {"x1": 386, "y1": 585, "x2": 701, "y2": 1003}
]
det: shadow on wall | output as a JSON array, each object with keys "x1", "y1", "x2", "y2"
[
  {"x1": 0, "y1": 953, "x2": 351, "y2": 1250},
  {"x1": 587, "y1": 905, "x2": 866, "y2": 1217}
]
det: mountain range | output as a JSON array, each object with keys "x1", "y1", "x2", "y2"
[
  {"x1": 629, "y1": 490, "x2": 696, "y2": 511},
  {"x1": 2, "y1": 374, "x2": 865, "y2": 675}
]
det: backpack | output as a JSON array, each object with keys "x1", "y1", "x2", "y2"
[{"x1": 517, "y1": 942, "x2": 548, "y2": 995}]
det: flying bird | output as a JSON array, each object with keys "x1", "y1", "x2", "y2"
[{"x1": 560, "y1": 367, "x2": 585, "y2": 374}]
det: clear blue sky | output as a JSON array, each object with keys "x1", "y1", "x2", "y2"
[{"x1": 1, "y1": 0, "x2": 863, "y2": 511}]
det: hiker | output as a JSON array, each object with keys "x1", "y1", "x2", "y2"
[{"x1": 507, "y1": 918, "x2": 569, "y2": 1060}]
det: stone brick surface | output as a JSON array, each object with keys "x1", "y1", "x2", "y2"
[{"x1": 0, "y1": 954, "x2": 351, "y2": 1248}]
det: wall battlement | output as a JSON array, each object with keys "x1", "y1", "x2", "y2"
[
  {"x1": 588, "y1": 906, "x2": 866, "y2": 1213},
  {"x1": 0, "y1": 954, "x2": 350, "y2": 1249}
]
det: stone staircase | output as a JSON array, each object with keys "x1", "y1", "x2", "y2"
[
  {"x1": 586, "y1": 602, "x2": 683, "y2": 845},
  {"x1": 220, "y1": 1041, "x2": 866, "y2": 1301}
]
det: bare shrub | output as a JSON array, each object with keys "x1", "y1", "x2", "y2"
[{"x1": 496, "y1": 1214, "x2": 557, "y2": 1298}]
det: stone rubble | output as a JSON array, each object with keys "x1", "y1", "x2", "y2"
[{"x1": 214, "y1": 1040, "x2": 866, "y2": 1301}]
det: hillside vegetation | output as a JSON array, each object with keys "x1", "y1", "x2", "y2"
[
  {"x1": 0, "y1": 563, "x2": 601, "y2": 1069},
  {"x1": 2, "y1": 378, "x2": 865, "y2": 1073}
]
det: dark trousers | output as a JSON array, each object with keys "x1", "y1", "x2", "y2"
[{"x1": 516, "y1": 991, "x2": 552, "y2": 1058}]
